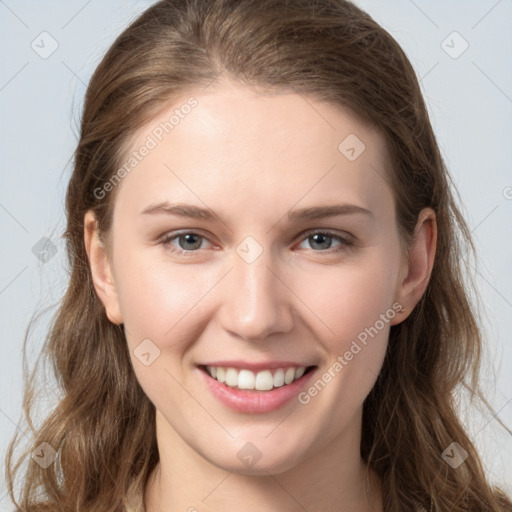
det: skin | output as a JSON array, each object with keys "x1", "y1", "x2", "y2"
[{"x1": 84, "y1": 77, "x2": 437, "y2": 511}]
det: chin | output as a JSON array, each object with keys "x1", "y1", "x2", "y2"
[{"x1": 201, "y1": 439, "x2": 310, "y2": 476}]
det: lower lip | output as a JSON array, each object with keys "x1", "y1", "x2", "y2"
[{"x1": 199, "y1": 367, "x2": 316, "y2": 414}]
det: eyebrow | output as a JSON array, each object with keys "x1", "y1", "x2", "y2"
[{"x1": 140, "y1": 201, "x2": 373, "y2": 221}]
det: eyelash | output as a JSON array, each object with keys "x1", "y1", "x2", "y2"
[{"x1": 159, "y1": 230, "x2": 354, "y2": 257}]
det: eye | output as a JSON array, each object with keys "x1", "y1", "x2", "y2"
[
  {"x1": 297, "y1": 230, "x2": 353, "y2": 254},
  {"x1": 159, "y1": 229, "x2": 354, "y2": 257},
  {"x1": 160, "y1": 231, "x2": 211, "y2": 256}
]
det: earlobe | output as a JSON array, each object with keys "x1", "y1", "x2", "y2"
[
  {"x1": 83, "y1": 210, "x2": 123, "y2": 325},
  {"x1": 391, "y1": 208, "x2": 437, "y2": 325}
]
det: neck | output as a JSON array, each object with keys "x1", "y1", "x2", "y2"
[{"x1": 144, "y1": 409, "x2": 383, "y2": 512}]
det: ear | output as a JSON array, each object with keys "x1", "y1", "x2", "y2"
[
  {"x1": 390, "y1": 207, "x2": 437, "y2": 325},
  {"x1": 83, "y1": 210, "x2": 123, "y2": 325}
]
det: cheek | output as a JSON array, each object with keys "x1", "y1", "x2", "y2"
[
  {"x1": 114, "y1": 252, "x2": 204, "y2": 410},
  {"x1": 297, "y1": 248, "x2": 400, "y2": 346},
  {"x1": 295, "y1": 248, "x2": 398, "y2": 407},
  {"x1": 113, "y1": 250, "x2": 184, "y2": 340},
  {"x1": 114, "y1": 248, "x2": 221, "y2": 357},
  {"x1": 296, "y1": 266, "x2": 393, "y2": 433}
]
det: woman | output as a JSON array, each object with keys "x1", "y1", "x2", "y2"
[{"x1": 5, "y1": 0, "x2": 512, "y2": 510}]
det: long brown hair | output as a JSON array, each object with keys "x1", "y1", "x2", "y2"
[{"x1": 5, "y1": 0, "x2": 512, "y2": 510}]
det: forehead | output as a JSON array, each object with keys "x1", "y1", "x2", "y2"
[{"x1": 112, "y1": 78, "x2": 393, "y2": 224}]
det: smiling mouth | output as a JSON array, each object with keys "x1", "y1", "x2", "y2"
[{"x1": 199, "y1": 365, "x2": 316, "y2": 392}]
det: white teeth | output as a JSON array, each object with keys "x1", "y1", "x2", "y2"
[
  {"x1": 284, "y1": 368, "x2": 295, "y2": 385},
  {"x1": 255, "y1": 370, "x2": 274, "y2": 391},
  {"x1": 205, "y1": 365, "x2": 309, "y2": 391},
  {"x1": 273, "y1": 368, "x2": 285, "y2": 387},
  {"x1": 238, "y1": 369, "x2": 255, "y2": 390},
  {"x1": 216, "y1": 367, "x2": 226, "y2": 383},
  {"x1": 225, "y1": 368, "x2": 238, "y2": 387},
  {"x1": 295, "y1": 367, "x2": 305, "y2": 379}
]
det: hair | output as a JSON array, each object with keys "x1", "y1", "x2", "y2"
[{"x1": 5, "y1": 0, "x2": 512, "y2": 510}]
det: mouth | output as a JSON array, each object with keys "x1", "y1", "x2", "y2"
[
  {"x1": 197, "y1": 363, "x2": 317, "y2": 414},
  {"x1": 199, "y1": 364, "x2": 316, "y2": 391}
]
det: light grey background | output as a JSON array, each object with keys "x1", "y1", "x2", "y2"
[{"x1": 1, "y1": 0, "x2": 511, "y2": 505}]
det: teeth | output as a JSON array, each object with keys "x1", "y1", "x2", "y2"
[
  {"x1": 295, "y1": 366, "x2": 305, "y2": 379},
  {"x1": 225, "y1": 368, "x2": 238, "y2": 387},
  {"x1": 273, "y1": 368, "x2": 285, "y2": 387},
  {"x1": 284, "y1": 368, "x2": 295, "y2": 385},
  {"x1": 205, "y1": 365, "x2": 308, "y2": 391},
  {"x1": 216, "y1": 367, "x2": 225, "y2": 383},
  {"x1": 238, "y1": 369, "x2": 255, "y2": 390},
  {"x1": 255, "y1": 370, "x2": 274, "y2": 391}
]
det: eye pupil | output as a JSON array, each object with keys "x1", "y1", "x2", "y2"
[
  {"x1": 310, "y1": 233, "x2": 331, "y2": 250},
  {"x1": 179, "y1": 233, "x2": 202, "y2": 250}
]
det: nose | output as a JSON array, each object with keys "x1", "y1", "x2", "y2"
[{"x1": 218, "y1": 245, "x2": 294, "y2": 342}]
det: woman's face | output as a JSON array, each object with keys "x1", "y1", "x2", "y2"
[{"x1": 88, "y1": 78, "x2": 419, "y2": 474}]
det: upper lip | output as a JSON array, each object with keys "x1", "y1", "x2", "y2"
[{"x1": 199, "y1": 360, "x2": 316, "y2": 372}]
